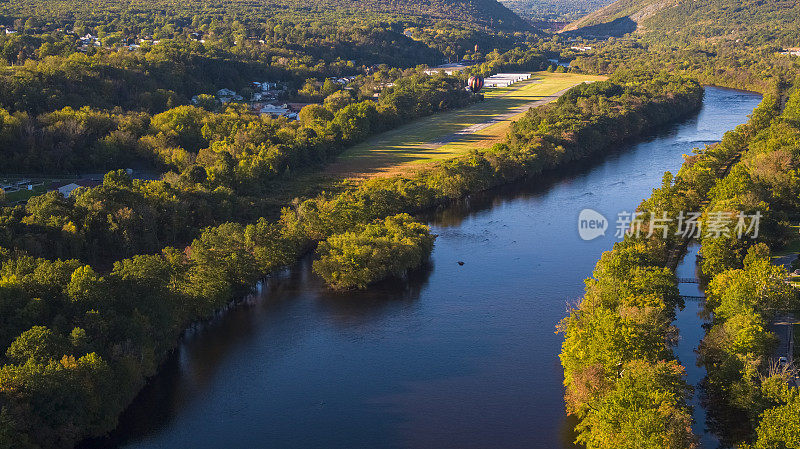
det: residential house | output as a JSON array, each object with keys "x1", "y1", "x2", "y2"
[
  {"x1": 259, "y1": 104, "x2": 290, "y2": 117},
  {"x1": 216, "y1": 88, "x2": 243, "y2": 103},
  {"x1": 51, "y1": 179, "x2": 102, "y2": 197}
]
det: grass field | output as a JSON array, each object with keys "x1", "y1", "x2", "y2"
[
  {"x1": 324, "y1": 71, "x2": 606, "y2": 178},
  {"x1": 1, "y1": 177, "x2": 58, "y2": 203}
]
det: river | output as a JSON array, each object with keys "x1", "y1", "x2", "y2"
[{"x1": 93, "y1": 87, "x2": 761, "y2": 449}]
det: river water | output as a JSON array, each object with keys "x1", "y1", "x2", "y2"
[{"x1": 96, "y1": 87, "x2": 761, "y2": 449}]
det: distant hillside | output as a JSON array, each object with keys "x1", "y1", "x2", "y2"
[
  {"x1": 500, "y1": 0, "x2": 615, "y2": 22},
  {"x1": 0, "y1": 0, "x2": 530, "y2": 31},
  {"x1": 561, "y1": 0, "x2": 800, "y2": 44}
]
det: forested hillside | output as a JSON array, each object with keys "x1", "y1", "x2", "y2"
[
  {"x1": 0, "y1": 0, "x2": 529, "y2": 31},
  {"x1": 562, "y1": 0, "x2": 800, "y2": 44},
  {"x1": 500, "y1": 0, "x2": 614, "y2": 22},
  {"x1": 0, "y1": 0, "x2": 543, "y2": 178}
]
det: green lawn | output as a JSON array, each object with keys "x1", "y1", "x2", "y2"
[
  {"x1": 4, "y1": 186, "x2": 48, "y2": 202},
  {"x1": 324, "y1": 71, "x2": 606, "y2": 178},
  {"x1": 1, "y1": 177, "x2": 63, "y2": 203}
]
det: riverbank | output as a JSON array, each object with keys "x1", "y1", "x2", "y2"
[
  {"x1": 0, "y1": 72, "x2": 703, "y2": 448},
  {"x1": 560, "y1": 84, "x2": 770, "y2": 447},
  {"x1": 89, "y1": 86, "x2": 761, "y2": 449}
]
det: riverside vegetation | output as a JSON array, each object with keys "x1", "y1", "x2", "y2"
[
  {"x1": 695, "y1": 85, "x2": 800, "y2": 448},
  {"x1": 555, "y1": 4, "x2": 800, "y2": 444},
  {"x1": 0, "y1": 66, "x2": 703, "y2": 447},
  {"x1": 558, "y1": 67, "x2": 800, "y2": 447}
]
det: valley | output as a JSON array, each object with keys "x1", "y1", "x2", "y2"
[{"x1": 0, "y1": 0, "x2": 799, "y2": 448}]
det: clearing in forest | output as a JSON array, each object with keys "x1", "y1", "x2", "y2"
[{"x1": 325, "y1": 71, "x2": 607, "y2": 178}]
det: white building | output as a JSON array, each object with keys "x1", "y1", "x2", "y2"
[
  {"x1": 260, "y1": 104, "x2": 290, "y2": 117},
  {"x1": 57, "y1": 183, "x2": 83, "y2": 197},
  {"x1": 252, "y1": 81, "x2": 279, "y2": 92},
  {"x1": 483, "y1": 73, "x2": 532, "y2": 88}
]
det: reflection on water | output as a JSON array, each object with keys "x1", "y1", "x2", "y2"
[
  {"x1": 83, "y1": 87, "x2": 761, "y2": 449},
  {"x1": 674, "y1": 244, "x2": 718, "y2": 448}
]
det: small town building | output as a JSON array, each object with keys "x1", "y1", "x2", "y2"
[
  {"x1": 260, "y1": 104, "x2": 290, "y2": 117},
  {"x1": 51, "y1": 179, "x2": 102, "y2": 197}
]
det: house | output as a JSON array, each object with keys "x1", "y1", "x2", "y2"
[
  {"x1": 4, "y1": 29, "x2": 16, "y2": 35},
  {"x1": 570, "y1": 46, "x2": 593, "y2": 52},
  {"x1": 259, "y1": 104, "x2": 290, "y2": 117},
  {"x1": 216, "y1": 88, "x2": 242, "y2": 103},
  {"x1": 252, "y1": 81, "x2": 279, "y2": 92},
  {"x1": 329, "y1": 76, "x2": 356, "y2": 85},
  {"x1": 57, "y1": 183, "x2": 83, "y2": 197},
  {"x1": 51, "y1": 179, "x2": 102, "y2": 197}
]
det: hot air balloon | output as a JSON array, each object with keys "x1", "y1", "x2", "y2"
[{"x1": 468, "y1": 76, "x2": 484, "y2": 93}]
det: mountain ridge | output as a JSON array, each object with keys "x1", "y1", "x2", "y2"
[
  {"x1": 561, "y1": 0, "x2": 800, "y2": 44},
  {"x1": 0, "y1": 0, "x2": 531, "y2": 31}
]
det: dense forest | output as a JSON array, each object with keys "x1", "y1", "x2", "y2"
[{"x1": 0, "y1": 0, "x2": 529, "y2": 32}]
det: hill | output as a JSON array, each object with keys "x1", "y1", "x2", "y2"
[
  {"x1": 500, "y1": 0, "x2": 614, "y2": 22},
  {"x1": 561, "y1": 0, "x2": 800, "y2": 44},
  {"x1": 0, "y1": 0, "x2": 530, "y2": 31}
]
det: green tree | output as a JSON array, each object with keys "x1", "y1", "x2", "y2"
[{"x1": 6, "y1": 326, "x2": 67, "y2": 364}]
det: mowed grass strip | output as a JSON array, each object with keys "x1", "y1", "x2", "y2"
[{"x1": 325, "y1": 71, "x2": 606, "y2": 178}]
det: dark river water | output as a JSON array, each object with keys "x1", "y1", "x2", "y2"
[{"x1": 96, "y1": 87, "x2": 761, "y2": 449}]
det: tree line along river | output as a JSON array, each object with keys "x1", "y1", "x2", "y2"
[{"x1": 83, "y1": 87, "x2": 762, "y2": 449}]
